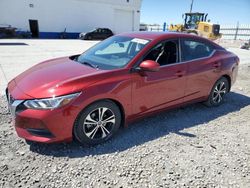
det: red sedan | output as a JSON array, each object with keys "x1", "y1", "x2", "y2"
[{"x1": 6, "y1": 32, "x2": 239, "y2": 145}]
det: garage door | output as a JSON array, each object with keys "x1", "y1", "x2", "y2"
[{"x1": 114, "y1": 9, "x2": 134, "y2": 34}]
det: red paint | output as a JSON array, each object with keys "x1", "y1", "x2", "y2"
[
  {"x1": 7, "y1": 32, "x2": 239, "y2": 143},
  {"x1": 139, "y1": 60, "x2": 160, "y2": 72}
]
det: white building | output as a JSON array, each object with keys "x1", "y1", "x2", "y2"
[{"x1": 0, "y1": 0, "x2": 142, "y2": 38}]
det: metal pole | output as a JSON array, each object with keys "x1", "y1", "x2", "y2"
[
  {"x1": 163, "y1": 22, "x2": 166, "y2": 32},
  {"x1": 190, "y1": 0, "x2": 194, "y2": 13},
  {"x1": 234, "y1": 21, "x2": 239, "y2": 40}
]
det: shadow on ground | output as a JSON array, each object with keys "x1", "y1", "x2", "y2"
[{"x1": 29, "y1": 92, "x2": 250, "y2": 157}]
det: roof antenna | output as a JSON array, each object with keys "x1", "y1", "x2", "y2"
[{"x1": 190, "y1": 0, "x2": 194, "y2": 13}]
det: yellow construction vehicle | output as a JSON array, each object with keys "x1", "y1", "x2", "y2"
[{"x1": 169, "y1": 12, "x2": 221, "y2": 40}]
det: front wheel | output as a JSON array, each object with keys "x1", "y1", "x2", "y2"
[
  {"x1": 205, "y1": 77, "x2": 229, "y2": 107},
  {"x1": 74, "y1": 100, "x2": 121, "y2": 146}
]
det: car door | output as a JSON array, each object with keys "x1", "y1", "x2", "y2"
[
  {"x1": 131, "y1": 39, "x2": 187, "y2": 116},
  {"x1": 180, "y1": 38, "x2": 219, "y2": 102}
]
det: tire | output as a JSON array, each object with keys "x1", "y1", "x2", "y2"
[
  {"x1": 73, "y1": 100, "x2": 121, "y2": 146},
  {"x1": 204, "y1": 77, "x2": 229, "y2": 107},
  {"x1": 87, "y1": 35, "x2": 92, "y2": 40}
]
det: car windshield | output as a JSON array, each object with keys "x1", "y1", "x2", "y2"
[{"x1": 77, "y1": 36, "x2": 150, "y2": 70}]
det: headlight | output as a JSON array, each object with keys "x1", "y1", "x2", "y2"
[{"x1": 24, "y1": 92, "x2": 81, "y2": 110}]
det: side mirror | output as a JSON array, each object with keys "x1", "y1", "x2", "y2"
[{"x1": 139, "y1": 60, "x2": 160, "y2": 72}]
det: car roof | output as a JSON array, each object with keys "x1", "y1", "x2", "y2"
[
  {"x1": 96, "y1": 28, "x2": 110, "y2": 30},
  {"x1": 118, "y1": 31, "x2": 197, "y2": 40},
  {"x1": 118, "y1": 32, "x2": 222, "y2": 49}
]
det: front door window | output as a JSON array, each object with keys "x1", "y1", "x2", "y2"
[{"x1": 143, "y1": 40, "x2": 179, "y2": 66}]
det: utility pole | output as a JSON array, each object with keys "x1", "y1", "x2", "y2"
[{"x1": 190, "y1": 0, "x2": 194, "y2": 13}]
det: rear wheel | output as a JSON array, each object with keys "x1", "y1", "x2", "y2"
[
  {"x1": 74, "y1": 100, "x2": 121, "y2": 146},
  {"x1": 205, "y1": 77, "x2": 229, "y2": 107}
]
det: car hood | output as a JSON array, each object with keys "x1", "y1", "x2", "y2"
[{"x1": 13, "y1": 57, "x2": 105, "y2": 98}]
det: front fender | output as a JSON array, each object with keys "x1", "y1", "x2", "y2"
[{"x1": 73, "y1": 74, "x2": 132, "y2": 124}]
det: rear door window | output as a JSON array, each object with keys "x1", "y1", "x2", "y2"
[{"x1": 181, "y1": 39, "x2": 214, "y2": 61}]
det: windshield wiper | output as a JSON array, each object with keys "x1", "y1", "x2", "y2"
[{"x1": 80, "y1": 61, "x2": 99, "y2": 69}]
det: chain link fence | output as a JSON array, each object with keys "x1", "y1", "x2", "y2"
[
  {"x1": 141, "y1": 23, "x2": 250, "y2": 41},
  {"x1": 220, "y1": 22, "x2": 250, "y2": 40}
]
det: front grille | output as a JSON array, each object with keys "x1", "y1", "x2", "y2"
[
  {"x1": 6, "y1": 89, "x2": 15, "y2": 104},
  {"x1": 5, "y1": 88, "x2": 24, "y2": 115},
  {"x1": 213, "y1": 24, "x2": 220, "y2": 35},
  {"x1": 9, "y1": 94, "x2": 15, "y2": 104},
  {"x1": 5, "y1": 88, "x2": 10, "y2": 103},
  {"x1": 16, "y1": 103, "x2": 27, "y2": 113}
]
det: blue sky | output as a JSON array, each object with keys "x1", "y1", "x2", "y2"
[{"x1": 140, "y1": 0, "x2": 250, "y2": 25}]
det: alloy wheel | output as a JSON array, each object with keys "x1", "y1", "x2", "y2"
[
  {"x1": 212, "y1": 81, "x2": 227, "y2": 104},
  {"x1": 83, "y1": 107, "x2": 116, "y2": 140}
]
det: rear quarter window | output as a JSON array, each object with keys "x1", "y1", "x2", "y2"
[{"x1": 181, "y1": 39, "x2": 215, "y2": 61}]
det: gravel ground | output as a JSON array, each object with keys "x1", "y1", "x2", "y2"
[{"x1": 0, "y1": 50, "x2": 250, "y2": 187}]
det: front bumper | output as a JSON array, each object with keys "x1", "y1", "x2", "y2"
[{"x1": 6, "y1": 88, "x2": 81, "y2": 143}]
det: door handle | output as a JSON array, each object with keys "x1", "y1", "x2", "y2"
[{"x1": 175, "y1": 71, "x2": 185, "y2": 77}]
